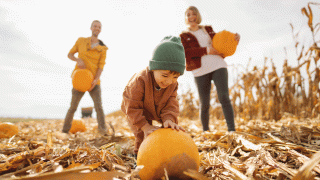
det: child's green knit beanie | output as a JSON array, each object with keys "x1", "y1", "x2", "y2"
[{"x1": 149, "y1": 36, "x2": 186, "y2": 75}]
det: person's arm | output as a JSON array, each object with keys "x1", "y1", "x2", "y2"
[
  {"x1": 88, "y1": 68, "x2": 102, "y2": 91},
  {"x1": 68, "y1": 38, "x2": 85, "y2": 69},
  {"x1": 94, "y1": 68, "x2": 103, "y2": 81},
  {"x1": 180, "y1": 33, "x2": 210, "y2": 70},
  {"x1": 141, "y1": 123, "x2": 160, "y2": 137},
  {"x1": 88, "y1": 47, "x2": 108, "y2": 91},
  {"x1": 163, "y1": 120, "x2": 185, "y2": 131},
  {"x1": 205, "y1": 26, "x2": 225, "y2": 57},
  {"x1": 121, "y1": 77, "x2": 149, "y2": 130},
  {"x1": 68, "y1": 53, "x2": 85, "y2": 69},
  {"x1": 207, "y1": 47, "x2": 225, "y2": 57},
  {"x1": 121, "y1": 76, "x2": 160, "y2": 137},
  {"x1": 97, "y1": 46, "x2": 107, "y2": 70},
  {"x1": 159, "y1": 84, "x2": 184, "y2": 131},
  {"x1": 180, "y1": 34, "x2": 207, "y2": 58}
]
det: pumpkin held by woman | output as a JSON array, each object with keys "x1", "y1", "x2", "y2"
[
  {"x1": 137, "y1": 128, "x2": 200, "y2": 180},
  {"x1": 72, "y1": 69, "x2": 94, "y2": 92},
  {"x1": 212, "y1": 30, "x2": 238, "y2": 57}
]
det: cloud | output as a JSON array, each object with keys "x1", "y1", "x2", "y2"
[
  {"x1": 0, "y1": 6, "x2": 69, "y2": 74},
  {"x1": 0, "y1": 6, "x2": 73, "y2": 118}
]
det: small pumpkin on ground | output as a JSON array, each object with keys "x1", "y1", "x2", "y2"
[
  {"x1": 137, "y1": 128, "x2": 200, "y2": 180},
  {"x1": 0, "y1": 122, "x2": 19, "y2": 138},
  {"x1": 72, "y1": 69, "x2": 94, "y2": 92},
  {"x1": 69, "y1": 119, "x2": 86, "y2": 134},
  {"x1": 212, "y1": 30, "x2": 238, "y2": 57}
]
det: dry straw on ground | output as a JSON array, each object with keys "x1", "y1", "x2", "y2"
[{"x1": 0, "y1": 115, "x2": 320, "y2": 180}]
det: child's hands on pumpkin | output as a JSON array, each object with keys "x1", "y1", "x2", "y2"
[
  {"x1": 163, "y1": 120, "x2": 185, "y2": 132},
  {"x1": 76, "y1": 58, "x2": 86, "y2": 69},
  {"x1": 234, "y1": 33, "x2": 240, "y2": 42},
  {"x1": 141, "y1": 123, "x2": 160, "y2": 138}
]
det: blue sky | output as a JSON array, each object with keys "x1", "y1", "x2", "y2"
[{"x1": 0, "y1": 0, "x2": 317, "y2": 119}]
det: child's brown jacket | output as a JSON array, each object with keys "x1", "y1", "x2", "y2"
[{"x1": 121, "y1": 67, "x2": 179, "y2": 131}]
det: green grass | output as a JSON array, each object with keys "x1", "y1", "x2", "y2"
[{"x1": 0, "y1": 117, "x2": 47, "y2": 123}]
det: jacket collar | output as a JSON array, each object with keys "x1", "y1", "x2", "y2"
[{"x1": 85, "y1": 37, "x2": 108, "y2": 52}]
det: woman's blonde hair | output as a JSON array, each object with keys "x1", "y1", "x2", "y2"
[{"x1": 185, "y1": 6, "x2": 202, "y2": 25}]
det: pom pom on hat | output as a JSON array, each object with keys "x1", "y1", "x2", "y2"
[{"x1": 149, "y1": 36, "x2": 186, "y2": 75}]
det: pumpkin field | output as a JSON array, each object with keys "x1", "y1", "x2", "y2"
[
  {"x1": 1, "y1": 113, "x2": 320, "y2": 180},
  {"x1": 1, "y1": 2, "x2": 320, "y2": 180}
]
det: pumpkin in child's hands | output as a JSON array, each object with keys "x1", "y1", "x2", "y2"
[
  {"x1": 72, "y1": 69, "x2": 94, "y2": 92},
  {"x1": 0, "y1": 122, "x2": 19, "y2": 138},
  {"x1": 212, "y1": 30, "x2": 238, "y2": 57},
  {"x1": 137, "y1": 128, "x2": 199, "y2": 180}
]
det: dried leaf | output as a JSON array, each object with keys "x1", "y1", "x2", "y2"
[
  {"x1": 183, "y1": 169, "x2": 211, "y2": 180},
  {"x1": 292, "y1": 151, "x2": 320, "y2": 180}
]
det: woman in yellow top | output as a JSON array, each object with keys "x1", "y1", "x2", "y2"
[{"x1": 62, "y1": 20, "x2": 109, "y2": 136}]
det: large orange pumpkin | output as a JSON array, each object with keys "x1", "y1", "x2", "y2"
[
  {"x1": 69, "y1": 119, "x2": 86, "y2": 134},
  {"x1": 137, "y1": 128, "x2": 200, "y2": 180},
  {"x1": 72, "y1": 69, "x2": 94, "y2": 92},
  {"x1": 212, "y1": 30, "x2": 238, "y2": 57},
  {"x1": 0, "y1": 122, "x2": 19, "y2": 138}
]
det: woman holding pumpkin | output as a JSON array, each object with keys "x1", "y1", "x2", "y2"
[{"x1": 179, "y1": 6, "x2": 240, "y2": 132}]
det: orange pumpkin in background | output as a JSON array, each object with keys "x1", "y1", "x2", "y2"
[
  {"x1": 212, "y1": 30, "x2": 238, "y2": 57},
  {"x1": 137, "y1": 128, "x2": 200, "y2": 180},
  {"x1": 72, "y1": 69, "x2": 94, "y2": 92},
  {"x1": 0, "y1": 122, "x2": 19, "y2": 138},
  {"x1": 69, "y1": 119, "x2": 86, "y2": 134}
]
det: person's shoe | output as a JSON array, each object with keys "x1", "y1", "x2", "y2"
[
  {"x1": 98, "y1": 129, "x2": 112, "y2": 137},
  {"x1": 98, "y1": 123, "x2": 115, "y2": 137},
  {"x1": 227, "y1": 131, "x2": 236, "y2": 136}
]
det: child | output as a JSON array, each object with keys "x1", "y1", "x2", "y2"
[{"x1": 121, "y1": 36, "x2": 186, "y2": 155}]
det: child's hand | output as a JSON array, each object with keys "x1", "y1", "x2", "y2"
[
  {"x1": 141, "y1": 123, "x2": 160, "y2": 138},
  {"x1": 163, "y1": 120, "x2": 185, "y2": 132}
]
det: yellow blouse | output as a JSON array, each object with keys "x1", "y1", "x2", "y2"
[{"x1": 69, "y1": 37, "x2": 108, "y2": 85}]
